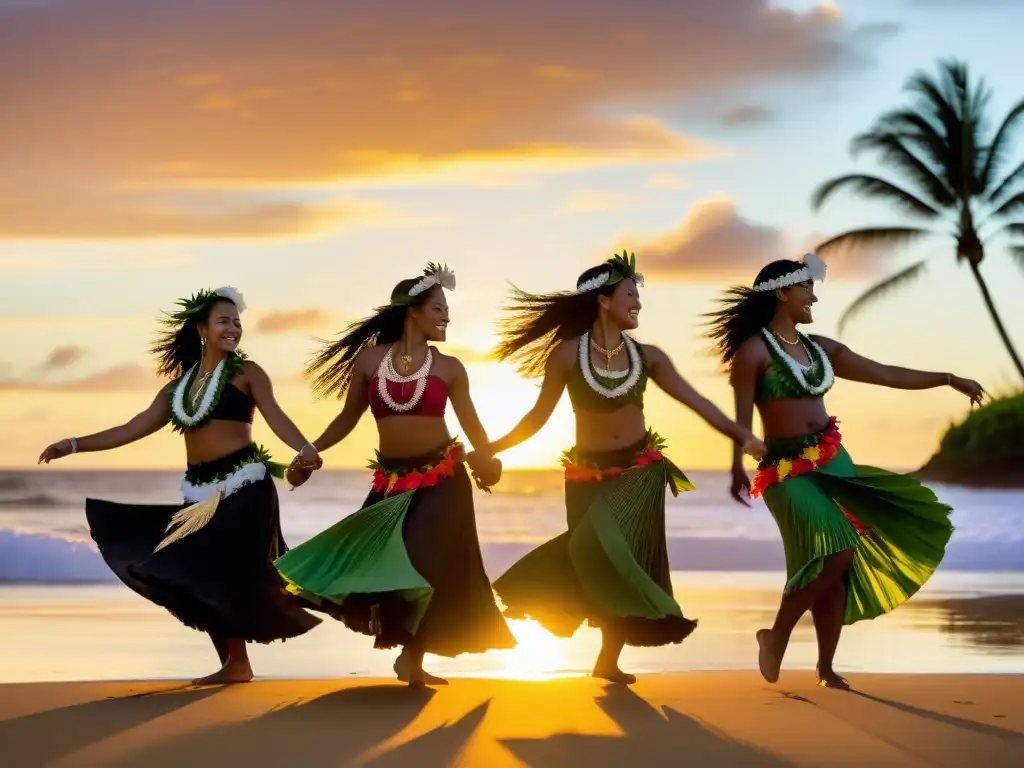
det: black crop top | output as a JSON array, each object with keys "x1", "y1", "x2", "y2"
[{"x1": 210, "y1": 383, "x2": 256, "y2": 424}]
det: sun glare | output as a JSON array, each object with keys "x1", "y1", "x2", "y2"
[
  {"x1": 453, "y1": 362, "x2": 574, "y2": 470},
  {"x1": 497, "y1": 618, "x2": 570, "y2": 680}
]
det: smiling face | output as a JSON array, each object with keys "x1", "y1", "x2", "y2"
[
  {"x1": 408, "y1": 286, "x2": 450, "y2": 342},
  {"x1": 197, "y1": 299, "x2": 242, "y2": 354},
  {"x1": 777, "y1": 280, "x2": 818, "y2": 325},
  {"x1": 598, "y1": 278, "x2": 641, "y2": 330}
]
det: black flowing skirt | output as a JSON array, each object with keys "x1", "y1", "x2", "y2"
[
  {"x1": 275, "y1": 446, "x2": 517, "y2": 657},
  {"x1": 86, "y1": 444, "x2": 322, "y2": 643}
]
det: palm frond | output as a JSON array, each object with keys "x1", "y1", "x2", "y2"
[
  {"x1": 990, "y1": 191, "x2": 1024, "y2": 219},
  {"x1": 1011, "y1": 245, "x2": 1024, "y2": 273},
  {"x1": 811, "y1": 174, "x2": 942, "y2": 218},
  {"x1": 870, "y1": 108, "x2": 949, "y2": 170},
  {"x1": 836, "y1": 260, "x2": 929, "y2": 337},
  {"x1": 814, "y1": 227, "x2": 932, "y2": 260},
  {"x1": 980, "y1": 97, "x2": 1024, "y2": 190},
  {"x1": 850, "y1": 131, "x2": 955, "y2": 207},
  {"x1": 987, "y1": 221, "x2": 1024, "y2": 241},
  {"x1": 986, "y1": 159, "x2": 1024, "y2": 207}
]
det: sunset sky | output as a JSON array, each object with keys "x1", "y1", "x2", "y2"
[{"x1": 2, "y1": 0, "x2": 1023, "y2": 471}]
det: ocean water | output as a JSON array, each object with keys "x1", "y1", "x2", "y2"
[{"x1": 1, "y1": 468, "x2": 1023, "y2": 683}]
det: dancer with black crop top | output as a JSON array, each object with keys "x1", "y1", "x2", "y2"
[
  {"x1": 706, "y1": 254, "x2": 983, "y2": 689},
  {"x1": 465, "y1": 252, "x2": 766, "y2": 685},
  {"x1": 274, "y1": 264, "x2": 515, "y2": 687},
  {"x1": 37, "y1": 287, "x2": 323, "y2": 685}
]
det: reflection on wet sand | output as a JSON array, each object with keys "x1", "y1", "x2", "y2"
[{"x1": 910, "y1": 594, "x2": 1024, "y2": 653}]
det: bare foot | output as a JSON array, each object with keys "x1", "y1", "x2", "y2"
[
  {"x1": 756, "y1": 628, "x2": 782, "y2": 684},
  {"x1": 394, "y1": 658, "x2": 448, "y2": 686},
  {"x1": 192, "y1": 663, "x2": 254, "y2": 686},
  {"x1": 592, "y1": 663, "x2": 636, "y2": 685},
  {"x1": 816, "y1": 667, "x2": 851, "y2": 690}
]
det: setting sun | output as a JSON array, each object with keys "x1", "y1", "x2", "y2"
[{"x1": 453, "y1": 362, "x2": 576, "y2": 470}]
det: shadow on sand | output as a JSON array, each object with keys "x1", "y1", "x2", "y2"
[
  {"x1": 119, "y1": 683, "x2": 488, "y2": 768},
  {"x1": 501, "y1": 685, "x2": 793, "y2": 767},
  {"x1": 0, "y1": 684, "x2": 223, "y2": 766}
]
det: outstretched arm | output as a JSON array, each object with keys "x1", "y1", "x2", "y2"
[
  {"x1": 486, "y1": 342, "x2": 572, "y2": 456},
  {"x1": 311, "y1": 355, "x2": 370, "y2": 453},
  {"x1": 646, "y1": 344, "x2": 762, "y2": 449},
  {"x1": 246, "y1": 362, "x2": 316, "y2": 458},
  {"x1": 448, "y1": 359, "x2": 491, "y2": 452},
  {"x1": 813, "y1": 336, "x2": 984, "y2": 403},
  {"x1": 38, "y1": 385, "x2": 172, "y2": 463}
]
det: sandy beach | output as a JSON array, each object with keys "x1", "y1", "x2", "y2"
[{"x1": 2, "y1": 672, "x2": 1021, "y2": 767}]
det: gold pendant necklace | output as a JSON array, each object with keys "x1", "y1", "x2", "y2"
[
  {"x1": 189, "y1": 370, "x2": 214, "y2": 410},
  {"x1": 773, "y1": 329, "x2": 800, "y2": 346},
  {"x1": 590, "y1": 337, "x2": 625, "y2": 367}
]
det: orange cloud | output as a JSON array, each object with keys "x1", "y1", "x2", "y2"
[
  {"x1": 619, "y1": 195, "x2": 886, "y2": 283},
  {"x1": 0, "y1": 0, "x2": 893, "y2": 239},
  {"x1": 0, "y1": 364, "x2": 163, "y2": 392},
  {"x1": 0, "y1": 195, "x2": 399, "y2": 241},
  {"x1": 256, "y1": 309, "x2": 338, "y2": 334},
  {"x1": 42, "y1": 346, "x2": 86, "y2": 371}
]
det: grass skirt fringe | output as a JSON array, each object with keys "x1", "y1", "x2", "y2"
[
  {"x1": 274, "y1": 447, "x2": 516, "y2": 657},
  {"x1": 86, "y1": 444, "x2": 322, "y2": 643},
  {"x1": 494, "y1": 437, "x2": 698, "y2": 647},
  {"x1": 759, "y1": 426, "x2": 954, "y2": 625}
]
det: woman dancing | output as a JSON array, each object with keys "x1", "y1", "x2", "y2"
[
  {"x1": 706, "y1": 254, "x2": 983, "y2": 689},
  {"x1": 37, "y1": 287, "x2": 323, "y2": 685},
  {"x1": 274, "y1": 263, "x2": 515, "y2": 687},
  {"x1": 466, "y1": 252, "x2": 765, "y2": 685}
]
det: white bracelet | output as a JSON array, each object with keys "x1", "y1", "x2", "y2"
[{"x1": 68, "y1": 437, "x2": 78, "y2": 454}]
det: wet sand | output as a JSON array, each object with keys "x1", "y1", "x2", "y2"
[{"x1": 1, "y1": 672, "x2": 1021, "y2": 766}]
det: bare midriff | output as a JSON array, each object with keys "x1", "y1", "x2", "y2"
[
  {"x1": 757, "y1": 398, "x2": 831, "y2": 440},
  {"x1": 376, "y1": 416, "x2": 454, "y2": 459},
  {"x1": 574, "y1": 405, "x2": 647, "y2": 452},
  {"x1": 183, "y1": 422, "x2": 255, "y2": 464}
]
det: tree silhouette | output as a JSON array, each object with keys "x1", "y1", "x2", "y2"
[{"x1": 812, "y1": 58, "x2": 1024, "y2": 380}]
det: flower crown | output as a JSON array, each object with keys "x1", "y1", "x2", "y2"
[
  {"x1": 170, "y1": 286, "x2": 247, "y2": 321},
  {"x1": 391, "y1": 263, "x2": 456, "y2": 306},
  {"x1": 576, "y1": 251, "x2": 646, "y2": 294},
  {"x1": 752, "y1": 253, "x2": 826, "y2": 292}
]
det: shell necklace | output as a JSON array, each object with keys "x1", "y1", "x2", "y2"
[
  {"x1": 377, "y1": 345, "x2": 433, "y2": 413},
  {"x1": 579, "y1": 332, "x2": 641, "y2": 398}
]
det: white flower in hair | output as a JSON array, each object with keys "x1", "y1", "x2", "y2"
[
  {"x1": 753, "y1": 253, "x2": 827, "y2": 292},
  {"x1": 577, "y1": 271, "x2": 612, "y2": 293},
  {"x1": 802, "y1": 252, "x2": 827, "y2": 282},
  {"x1": 214, "y1": 286, "x2": 246, "y2": 313},
  {"x1": 408, "y1": 263, "x2": 456, "y2": 297}
]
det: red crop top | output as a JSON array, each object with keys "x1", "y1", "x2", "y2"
[{"x1": 368, "y1": 376, "x2": 449, "y2": 420}]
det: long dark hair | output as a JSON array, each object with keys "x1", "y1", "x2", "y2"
[
  {"x1": 494, "y1": 261, "x2": 634, "y2": 378},
  {"x1": 704, "y1": 259, "x2": 803, "y2": 366},
  {"x1": 151, "y1": 295, "x2": 237, "y2": 378},
  {"x1": 306, "y1": 278, "x2": 433, "y2": 398}
]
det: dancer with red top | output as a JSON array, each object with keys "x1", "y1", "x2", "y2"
[
  {"x1": 274, "y1": 264, "x2": 515, "y2": 687},
  {"x1": 706, "y1": 254, "x2": 983, "y2": 689},
  {"x1": 467, "y1": 252, "x2": 765, "y2": 685}
]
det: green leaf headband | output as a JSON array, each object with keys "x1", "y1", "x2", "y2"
[
  {"x1": 169, "y1": 286, "x2": 247, "y2": 321},
  {"x1": 576, "y1": 251, "x2": 645, "y2": 293},
  {"x1": 390, "y1": 263, "x2": 457, "y2": 307}
]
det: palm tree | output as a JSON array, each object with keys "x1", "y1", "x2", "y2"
[{"x1": 812, "y1": 58, "x2": 1024, "y2": 381}]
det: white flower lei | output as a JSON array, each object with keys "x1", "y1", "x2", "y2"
[
  {"x1": 579, "y1": 333, "x2": 642, "y2": 398},
  {"x1": 376, "y1": 346, "x2": 433, "y2": 412},
  {"x1": 753, "y1": 253, "x2": 827, "y2": 292},
  {"x1": 170, "y1": 357, "x2": 231, "y2": 428},
  {"x1": 760, "y1": 328, "x2": 834, "y2": 396}
]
